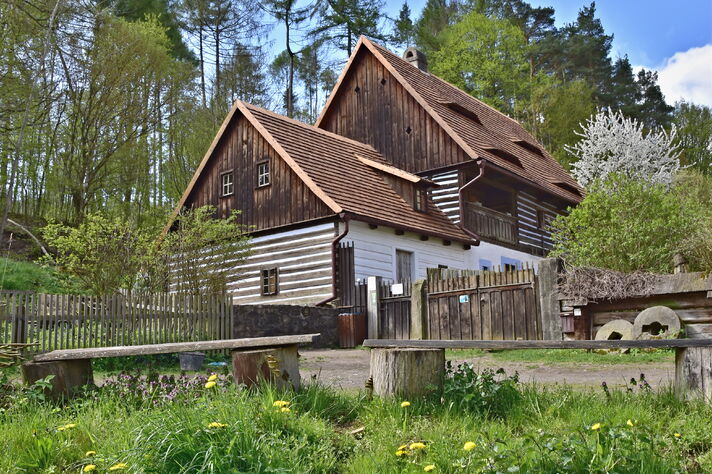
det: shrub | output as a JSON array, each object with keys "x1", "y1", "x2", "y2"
[{"x1": 443, "y1": 363, "x2": 522, "y2": 418}]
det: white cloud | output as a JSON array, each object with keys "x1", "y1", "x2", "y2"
[{"x1": 654, "y1": 44, "x2": 712, "y2": 107}]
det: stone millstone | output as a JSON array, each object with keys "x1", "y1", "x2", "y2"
[
  {"x1": 370, "y1": 348, "x2": 444, "y2": 398},
  {"x1": 632, "y1": 306, "x2": 681, "y2": 340},
  {"x1": 595, "y1": 319, "x2": 634, "y2": 341}
]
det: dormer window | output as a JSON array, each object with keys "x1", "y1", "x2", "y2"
[
  {"x1": 414, "y1": 187, "x2": 427, "y2": 213},
  {"x1": 221, "y1": 171, "x2": 234, "y2": 197},
  {"x1": 257, "y1": 160, "x2": 270, "y2": 187}
]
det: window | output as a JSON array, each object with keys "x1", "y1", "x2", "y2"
[
  {"x1": 501, "y1": 257, "x2": 521, "y2": 272},
  {"x1": 257, "y1": 160, "x2": 270, "y2": 187},
  {"x1": 438, "y1": 264, "x2": 448, "y2": 269},
  {"x1": 221, "y1": 172, "x2": 234, "y2": 197},
  {"x1": 261, "y1": 268, "x2": 279, "y2": 295},
  {"x1": 536, "y1": 209, "x2": 546, "y2": 229},
  {"x1": 395, "y1": 249, "x2": 414, "y2": 283},
  {"x1": 479, "y1": 259, "x2": 492, "y2": 271},
  {"x1": 414, "y1": 188, "x2": 427, "y2": 212}
]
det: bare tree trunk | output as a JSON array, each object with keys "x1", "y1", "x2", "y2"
[{"x1": 199, "y1": 27, "x2": 206, "y2": 107}]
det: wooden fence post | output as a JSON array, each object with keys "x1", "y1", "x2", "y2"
[
  {"x1": 410, "y1": 280, "x2": 428, "y2": 340},
  {"x1": 367, "y1": 276, "x2": 381, "y2": 339},
  {"x1": 536, "y1": 258, "x2": 563, "y2": 340},
  {"x1": 11, "y1": 297, "x2": 26, "y2": 345}
]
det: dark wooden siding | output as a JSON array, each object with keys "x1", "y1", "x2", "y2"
[
  {"x1": 185, "y1": 115, "x2": 333, "y2": 230},
  {"x1": 515, "y1": 191, "x2": 562, "y2": 254},
  {"x1": 320, "y1": 50, "x2": 470, "y2": 173}
]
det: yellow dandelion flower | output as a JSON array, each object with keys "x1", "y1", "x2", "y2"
[
  {"x1": 409, "y1": 442, "x2": 426, "y2": 450},
  {"x1": 204, "y1": 381, "x2": 216, "y2": 389},
  {"x1": 83, "y1": 465, "x2": 96, "y2": 472},
  {"x1": 108, "y1": 463, "x2": 128, "y2": 471},
  {"x1": 674, "y1": 433, "x2": 681, "y2": 438},
  {"x1": 273, "y1": 400, "x2": 290, "y2": 408},
  {"x1": 463, "y1": 441, "x2": 476, "y2": 451},
  {"x1": 395, "y1": 450, "x2": 407, "y2": 457},
  {"x1": 424, "y1": 465, "x2": 436, "y2": 472},
  {"x1": 85, "y1": 451, "x2": 96, "y2": 457},
  {"x1": 591, "y1": 423, "x2": 602, "y2": 431},
  {"x1": 207, "y1": 422, "x2": 227, "y2": 428},
  {"x1": 626, "y1": 419, "x2": 635, "y2": 427},
  {"x1": 280, "y1": 407, "x2": 291, "y2": 413},
  {"x1": 398, "y1": 444, "x2": 408, "y2": 450},
  {"x1": 400, "y1": 401, "x2": 411, "y2": 408},
  {"x1": 57, "y1": 423, "x2": 77, "y2": 431},
  {"x1": 207, "y1": 374, "x2": 218, "y2": 382}
]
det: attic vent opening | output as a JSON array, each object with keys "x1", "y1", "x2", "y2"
[
  {"x1": 485, "y1": 148, "x2": 523, "y2": 168},
  {"x1": 405, "y1": 126, "x2": 412, "y2": 134},
  {"x1": 354, "y1": 85, "x2": 360, "y2": 93},
  {"x1": 380, "y1": 78, "x2": 387, "y2": 85},
  {"x1": 438, "y1": 100, "x2": 482, "y2": 125},
  {"x1": 514, "y1": 140, "x2": 544, "y2": 157},
  {"x1": 553, "y1": 181, "x2": 582, "y2": 197}
]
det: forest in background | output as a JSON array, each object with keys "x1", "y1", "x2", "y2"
[{"x1": 0, "y1": 0, "x2": 710, "y2": 236}]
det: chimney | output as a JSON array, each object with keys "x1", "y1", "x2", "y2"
[{"x1": 403, "y1": 47, "x2": 428, "y2": 72}]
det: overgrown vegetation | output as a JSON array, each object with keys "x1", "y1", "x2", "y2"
[
  {"x1": 1, "y1": 364, "x2": 710, "y2": 472},
  {"x1": 0, "y1": 257, "x2": 77, "y2": 293}
]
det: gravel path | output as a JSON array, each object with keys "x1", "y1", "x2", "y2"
[{"x1": 299, "y1": 348, "x2": 674, "y2": 392}]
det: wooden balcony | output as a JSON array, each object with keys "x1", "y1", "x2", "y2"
[{"x1": 464, "y1": 203, "x2": 518, "y2": 246}]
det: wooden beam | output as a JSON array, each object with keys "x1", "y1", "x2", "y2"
[
  {"x1": 33, "y1": 334, "x2": 320, "y2": 361},
  {"x1": 363, "y1": 338, "x2": 712, "y2": 350}
]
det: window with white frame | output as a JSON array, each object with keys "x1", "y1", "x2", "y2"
[
  {"x1": 221, "y1": 172, "x2": 234, "y2": 196},
  {"x1": 257, "y1": 160, "x2": 270, "y2": 187}
]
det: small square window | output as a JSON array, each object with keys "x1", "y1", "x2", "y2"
[
  {"x1": 257, "y1": 161, "x2": 270, "y2": 187},
  {"x1": 261, "y1": 268, "x2": 279, "y2": 295},
  {"x1": 221, "y1": 172, "x2": 234, "y2": 196}
]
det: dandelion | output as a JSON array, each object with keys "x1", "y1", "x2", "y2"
[
  {"x1": 204, "y1": 381, "x2": 217, "y2": 389},
  {"x1": 591, "y1": 423, "x2": 602, "y2": 431},
  {"x1": 463, "y1": 441, "x2": 476, "y2": 451},
  {"x1": 280, "y1": 407, "x2": 291, "y2": 413},
  {"x1": 400, "y1": 401, "x2": 411, "y2": 408},
  {"x1": 398, "y1": 444, "x2": 408, "y2": 450},
  {"x1": 395, "y1": 450, "x2": 407, "y2": 457},
  {"x1": 83, "y1": 465, "x2": 96, "y2": 472},
  {"x1": 108, "y1": 463, "x2": 128, "y2": 471},
  {"x1": 85, "y1": 451, "x2": 96, "y2": 457},
  {"x1": 424, "y1": 465, "x2": 436, "y2": 472},
  {"x1": 57, "y1": 423, "x2": 77, "y2": 431},
  {"x1": 207, "y1": 422, "x2": 227, "y2": 428},
  {"x1": 626, "y1": 419, "x2": 635, "y2": 427},
  {"x1": 410, "y1": 442, "x2": 426, "y2": 450},
  {"x1": 207, "y1": 374, "x2": 218, "y2": 382},
  {"x1": 674, "y1": 433, "x2": 681, "y2": 438},
  {"x1": 273, "y1": 400, "x2": 290, "y2": 408}
]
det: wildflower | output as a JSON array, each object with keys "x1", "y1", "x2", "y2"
[
  {"x1": 626, "y1": 419, "x2": 635, "y2": 427},
  {"x1": 395, "y1": 450, "x2": 407, "y2": 457},
  {"x1": 204, "y1": 381, "x2": 216, "y2": 389},
  {"x1": 273, "y1": 400, "x2": 290, "y2": 408},
  {"x1": 591, "y1": 423, "x2": 602, "y2": 431},
  {"x1": 463, "y1": 441, "x2": 476, "y2": 451},
  {"x1": 108, "y1": 463, "x2": 128, "y2": 471},
  {"x1": 57, "y1": 423, "x2": 77, "y2": 431},
  {"x1": 424, "y1": 465, "x2": 436, "y2": 472},
  {"x1": 400, "y1": 401, "x2": 411, "y2": 408},
  {"x1": 207, "y1": 422, "x2": 227, "y2": 428},
  {"x1": 398, "y1": 444, "x2": 408, "y2": 450},
  {"x1": 207, "y1": 374, "x2": 218, "y2": 382},
  {"x1": 83, "y1": 465, "x2": 96, "y2": 472},
  {"x1": 280, "y1": 407, "x2": 291, "y2": 413},
  {"x1": 409, "y1": 442, "x2": 426, "y2": 450},
  {"x1": 85, "y1": 451, "x2": 96, "y2": 457},
  {"x1": 674, "y1": 433, "x2": 681, "y2": 438}
]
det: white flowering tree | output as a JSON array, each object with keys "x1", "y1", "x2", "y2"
[{"x1": 566, "y1": 108, "x2": 681, "y2": 187}]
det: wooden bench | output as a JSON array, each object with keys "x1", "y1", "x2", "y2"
[
  {"x1": 22, "y1": 334, "x2": 319, "y2": 398},
  {"x1": 363, "y1": 338, "x2": 712, "y2": 402}
]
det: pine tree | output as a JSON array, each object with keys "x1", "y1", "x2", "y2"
[
  {"x1": 314, "y1": 0, "x2": 385, "y2": 56},
  {"x1": 414, "y1": 0, "x2": 459, "y2": 54},
  {"x1": 604, "y1": 56, "x2": 638, "y2": 117},
  {"x1": 636, "y1": 69, "x2": 673, "y2": 129},
  {"x1": 392, "y1": 2, "x2": 415, "y2": 49}
]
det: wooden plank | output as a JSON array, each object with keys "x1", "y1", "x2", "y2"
[
  {"x1": 33, "y1": 333, "x2": 321, "y2": 361},
  {"x1": 364, "y1": 338, "x2": 712, "y2": 350},
  {"x1": 524, "y1": 287, "x2": 538, "y2": 340},
  {"x1": 448, "y1": 295, "x2": 460, "y2": 340},
  {"x1": 480, "y1": 292, "x2": 492, "y2": 339},
  {"x1": 502, "y1": 290, "x2": 514, "y2": 340},
  {"x1": 513, "y1": 289, "x2": 526, "y2": 340},
  {"x1": 460, "y1": 293, "x2": 473, "y2": 340}
]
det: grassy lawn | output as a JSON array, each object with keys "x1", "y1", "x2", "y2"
[
  {"x1": 1, "y1": 364, "x2": 711, "y2": 473},
  {"x1": 446, "y1": 348, "x2": 675, "y2": 365},
  {"x1": 0, "y1": 257, "x2": 78, "y2": 293}
]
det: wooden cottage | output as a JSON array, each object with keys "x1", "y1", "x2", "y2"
[
  {"x1": 316, "y1": 37, "x2": 584, "y2": 269},
  {"x1": 165, "y1": 101, "x2": 476, "y2": 305},
  {"x1": 167, "y1": 38, "x2": 584, "y2": 305}
]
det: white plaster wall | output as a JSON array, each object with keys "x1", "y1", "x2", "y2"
[{"x1": 472, "y1": 241, "x2": 543, "y2": 271}]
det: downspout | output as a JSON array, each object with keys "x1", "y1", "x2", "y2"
[
  {"x1": 316, "y1": 214, "x2": 350, "y2": 306},
  {"x1": 458, "y1": 159, "x2": 485, "y2": 244}
]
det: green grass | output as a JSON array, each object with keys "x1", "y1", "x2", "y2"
[
  {"x1": 0, "y1": 257, "x2": 78, "y2": 293},
  {"x1": 1, "y1": 369, "x2": 711, "y2": 473},
  {"x1": 446, "y1": 348, "x2": 675, "y2": 365}
]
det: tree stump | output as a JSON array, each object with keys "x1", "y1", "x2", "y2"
[
  {"x1": 21, "y1": 359, "x2": 94, "y2": 400},
  {"x1": 370, "y1": 348, "x2": 444, "y2": 398},
  {"x1": 231, "y1": 346, "x2": 300, "y2": 390},
  {"x1": 675, "y1": 347, "x2": 712, "y2": 402}
]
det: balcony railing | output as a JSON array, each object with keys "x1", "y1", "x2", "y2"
[{"x1": 464, "y1": 204, "x2": 518, "y2": 246}]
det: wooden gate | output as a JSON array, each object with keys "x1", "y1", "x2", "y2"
[
  {"x1": 377, "y1": 280, "x2": 411, "y2": 339},
  {"x1": 426, "y1": 266, "x2": 541, "y2": 340}
]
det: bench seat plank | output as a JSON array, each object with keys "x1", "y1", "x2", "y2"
[
  {"x1": 33, "y1": 334, "x2": 320, "y2": 361},
  {"x1": 364, "y1": 339, "x2": 712, "y2": 350}
]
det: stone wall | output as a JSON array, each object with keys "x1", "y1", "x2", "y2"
[{"x1": 233, "y1": 305, "x2": 339, "y2": 348}]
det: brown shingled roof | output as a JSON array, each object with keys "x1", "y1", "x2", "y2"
[{"x1": 317, "y1": 37, "x2": 584, "y2": 204}]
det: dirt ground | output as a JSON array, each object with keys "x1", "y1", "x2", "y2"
[{"x1": 299, "y1": 348, "x2": 675, "y2": 392}]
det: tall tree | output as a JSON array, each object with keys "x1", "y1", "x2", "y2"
[
  {"x1": 635, "y1": 68, "x2": 673, "y2": 129},
  {"x1": 674, "y1": 102, "x2": 712, "y2": 175},
  {"x1": 414, "y1": 0, "x2": 459, "y2": 54},
  {"x1": 219, "y1": 43, "x2": 268, "y2": 109},
  {"x1": 604, "y1": 56, "x2": 638, "y2": 117},
  {"x1": 392, "y1": 2, "x2": 415, "y2": 49},
  {"x1": 314, "y1": 0, "x2": 385, "y2": 56}
]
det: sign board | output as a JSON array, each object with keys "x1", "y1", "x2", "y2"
[
  {"x1": 459, "y1": 295, "x2": 470, "y2": 304},
  {"x1": 391, "y1": 283, "x2": 404, "y2": 295}
]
